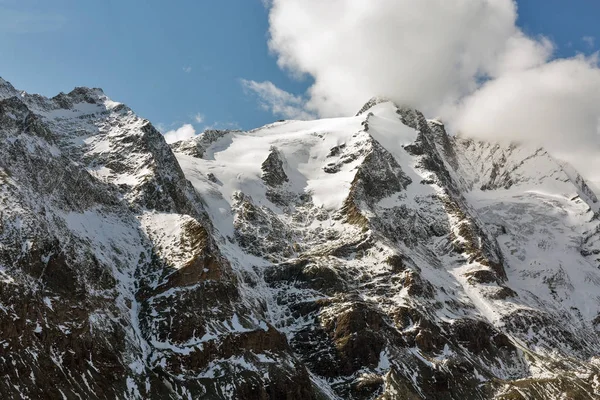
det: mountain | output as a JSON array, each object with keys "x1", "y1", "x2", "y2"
[{"x1": 1, "y1": 77, "x2": 599, "y2": 400}]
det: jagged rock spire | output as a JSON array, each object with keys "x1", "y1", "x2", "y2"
[{"x1": 261, "y1": 146, "x2": 289, "y2": 186}]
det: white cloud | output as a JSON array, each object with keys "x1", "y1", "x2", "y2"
[
  {"x1": 583, "y1": 36, "x2": 595, "y2": 48},
  {"x1": 486, "y1": 32, "x2": 553, "y2": 77},
  {"x1": 263, "y1": 0, "x2": 600, "y2": 180},
  {"x1": 193, "y1": 113, "x2": 204, "y2": 123},
  {"x1": 163, "y1": 123, "x2": 197, "y2": 144},
  {"x1": 183, "y1": 66, "x2": 192, "y2": 73},
  {"x1": 267, "y1": 0, "x2": 530, "y2": 117},
  {"x1": 453, "y1": 55, "x2": 600, "y2": 180},
  {"x1": 241, "y1": 79, "x2": 314, "y2": 120}
]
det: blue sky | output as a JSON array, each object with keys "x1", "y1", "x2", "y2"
[{"x1": 0, "y1": 0, "x2": 599, "y2": 132}]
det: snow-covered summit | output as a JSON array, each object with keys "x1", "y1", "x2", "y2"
[{"x1": 1, "y1": 78, "x2": 600, "y2": 399}]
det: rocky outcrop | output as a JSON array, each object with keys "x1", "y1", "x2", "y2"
[
  {"x1": 261, "y1": 146, "x2": 289, "y2": 187},
  {"x1": 169, "y1": 129, "x2": 233, "y2": 158}
]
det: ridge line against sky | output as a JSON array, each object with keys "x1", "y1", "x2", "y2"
[{"x1": 2, "y1": 0, "x2": 600, "y2": 180}]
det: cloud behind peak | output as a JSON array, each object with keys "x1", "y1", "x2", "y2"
[{"x1": 263, "y1": 0, "x2": 600, "y2": 180}]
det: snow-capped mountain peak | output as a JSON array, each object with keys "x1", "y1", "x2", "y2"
[{"x1": 1, "y1": 79, "x2": 600, "y2": 399}]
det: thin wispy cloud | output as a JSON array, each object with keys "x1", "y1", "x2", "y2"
[
  {"x1": 240, "y1": 79, "x2": 314, "y2": 120},
  {"x1": 183, "y1": 66, "x2": 192, "y2": 73},
  {"x1": 583, "y1": 36, "x2": 595, "y2": 48},
  {"x1": 193, "y1": 113, "x2": 205, "y2": 123},
  {"x1": 155, "y1": 123, "x2": 167, "y2": 133}
]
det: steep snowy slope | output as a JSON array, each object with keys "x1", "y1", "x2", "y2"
[
  {"x1": 0, "y1": 78, "x2": 315, "y2": 399},
  {"x1": 1, "y1": 77, "x2": 600, "y2": 399},
  {"x1": 172, "y1": 101, "x2": 600, "y2": 399}
]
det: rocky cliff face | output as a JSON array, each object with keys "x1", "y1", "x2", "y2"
[{"x1": 1, "y1": 79, "x2": 600, "y2": 399}]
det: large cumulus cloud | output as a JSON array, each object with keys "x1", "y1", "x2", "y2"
[{"x1": 254, "y1": 0, "x2": 600, "y2": 180}]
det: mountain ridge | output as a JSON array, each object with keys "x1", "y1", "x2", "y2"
[{"x1": 1, "y1": 78, "x2": 600, "y2": 399}]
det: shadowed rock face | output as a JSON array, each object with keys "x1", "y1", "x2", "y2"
[
  {"x1": 2, "y1": 80, "x2": 600, "y2": 399},
  {"x1": 261, "y1": 146, "x2": 289, "y2": 187}
]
